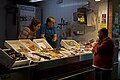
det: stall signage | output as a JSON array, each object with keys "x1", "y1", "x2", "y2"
[{"x1": 100, "y1": 14, "x2": 107, "y2": 28}]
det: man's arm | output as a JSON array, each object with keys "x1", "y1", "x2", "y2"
[
  {"x1": 39, "y1": 24, "x2": 45, "y2": 38},
  {"x1": 53, "y1": 34, "x2": 57, "y2": 41},
  {"x1": 40, "y1": 34, "x2": 45, "y2": 38},
  {"x1": 53, "y1": 27, "x2": 57, "y2": 41}
]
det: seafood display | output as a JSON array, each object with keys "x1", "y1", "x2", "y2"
[
  {"x1": 4, "y1": 39, "x2": 92, "y2": 64},
  {"x1": 61, "y1": 40, "x2": 80, "y2": 49},
  {"x1": 5, "y1": 40, "x2": 30, "y2": 53},
  {"x1": 19, "y1": 39, "x2": 41, "y2": 52},
  {"x1": 4, "y1": 39, "x2": 63, "y2": 62},
  {"x1": 33, "y1": 39, "x2": 53, "y2": 50},
  {"x1": 5, "y1": 49, "x2": 27, "y2": 61}
]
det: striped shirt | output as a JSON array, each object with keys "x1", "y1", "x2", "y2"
[{"x1": 18, "y1": 26, "x2": 36, "y2": 39}]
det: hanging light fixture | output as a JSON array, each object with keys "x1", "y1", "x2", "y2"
[
  {"x1": 29, "y1": 0, "x2": 43, "y2": 2},
  {"x1": 95, "y1": 0, "x2": 101, "y2": 1}
]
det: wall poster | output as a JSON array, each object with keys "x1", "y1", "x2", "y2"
[
  {"x1": 17, "y1": 5, "x2": 36, "y2": 32},
  {"x1": 100, "y1": 14, "x2": 107, "y2": 28}
]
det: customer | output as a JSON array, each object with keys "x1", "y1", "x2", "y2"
[
  {"x1": 18, "y1": 18, "x2": 41, "y2": 40},
  {"x1": 39, "y1": 16, "x2": 57, "y2": 48},
  {"x1": 92, "y1": 28, "x2": 114, "y2": 80}
]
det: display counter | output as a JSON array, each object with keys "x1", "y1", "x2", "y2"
[
  {"x1": 0, "y1": 52, "x2": 93, "y2": 80},
  {"x1": 31, "y1": 53, "x2": 94, "y2": 80},
  {"x1": 0, "y1": 39, "x2": 94, "y2": 80},
  {"x1": 0, "y1": 39, "x2": 118, "y2": 80}
]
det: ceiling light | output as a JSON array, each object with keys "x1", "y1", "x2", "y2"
[
  {"x1": 60, "y1": 2, "x2": 88, "y2": 7},
  {"x1": 29, "y1": 0, "x2": 43, "y2": 2},
  {"x1": 95, "y1": 0, "x2": 101, "y2": 1}
]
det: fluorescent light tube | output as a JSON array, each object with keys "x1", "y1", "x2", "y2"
[
  {"x1": 30, "y1": 0, "x2": 43, "y2": 2},
  {"x1": 95, "y1": 0, "x2": 101, "y2": 1}
]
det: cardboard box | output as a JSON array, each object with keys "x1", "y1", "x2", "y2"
[
  {"x1": 4, "y1": 40, "x2": 31, "y2": 53},
  {"x1": 0, "y1": 48, "x2": 29, "y2": 68},
  {"x1": 33, "y1": 39, "x2": 53, "y2": 50},
  {"x1": 19, "y1": 39, "x2": 41, "y2": 53},
  {"x1": 60, "y1": 40, "x2": 80, "y2": 49}
]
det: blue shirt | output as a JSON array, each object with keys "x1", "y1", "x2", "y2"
[{"x1": 40, "y1": 24, "x2": 57, "y2": 42}]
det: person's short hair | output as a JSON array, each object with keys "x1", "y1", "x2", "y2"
[
  {"x1": 46, "y1": 16, "x2": 55, "y2": 23},
  {"x1": 99, "y1": 28, "x2": 108, "y2": 36}
]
